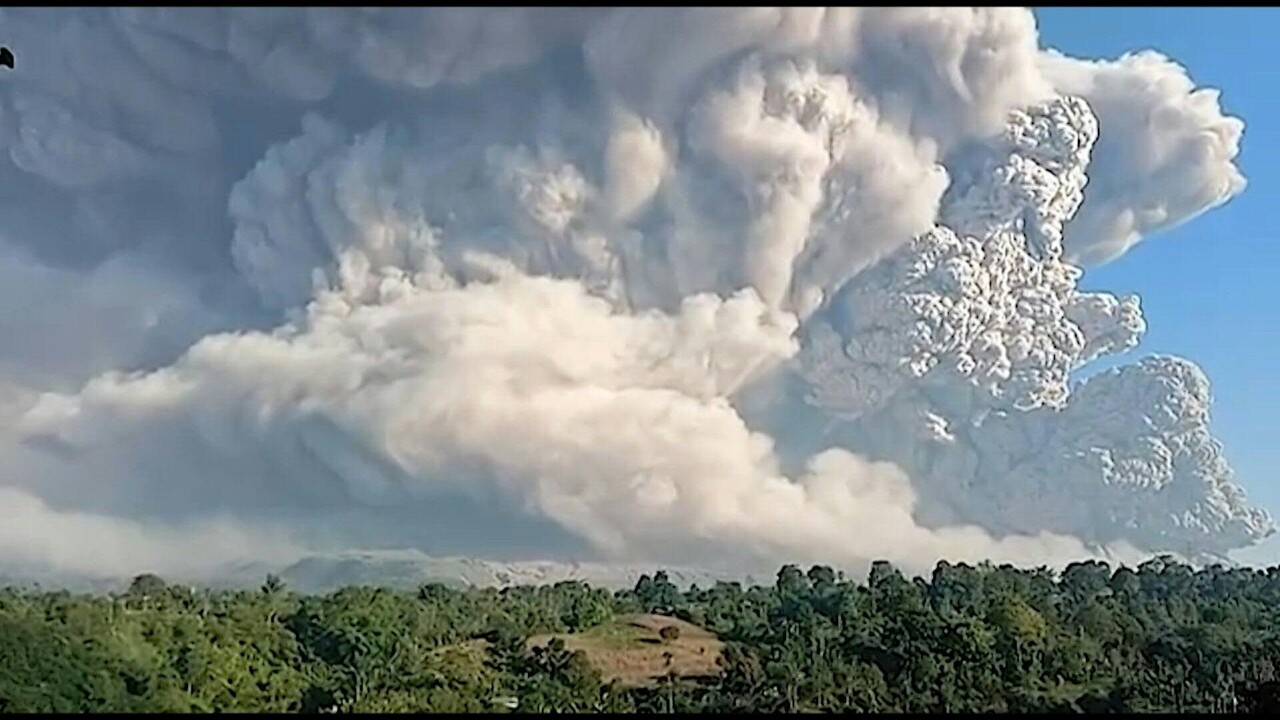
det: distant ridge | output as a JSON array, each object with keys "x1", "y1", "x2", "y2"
[{"x1": 0, "y1": 549, "x2": 753, "y2": 594}]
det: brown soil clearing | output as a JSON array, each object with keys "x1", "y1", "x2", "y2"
[{"x1": 527, "y1": 613, "x2": 723, "y2": 688}]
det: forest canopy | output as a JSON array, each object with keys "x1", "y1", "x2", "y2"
[{"x1": 3, "y1": 558, "x2": 1280, "y2": 713}]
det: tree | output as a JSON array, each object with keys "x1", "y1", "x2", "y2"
[
  {"x1": 807, "y1": 565, "x2": 838, "y2": 591},
  {"x1": 775, "y1": 564, "x2": 810, "y2": 596},
  {"x1": 127, "y1": 574, "x2": 167, "y2": 598},
  {"x1": 1062, "y1": 560, "x2": 1111, "y2": 600},
  {"x1": 634, "y1": 571, "x2": 682, "y2": 614},
  {"x1": 261, "y1": 574, "x2": 286, "y2": 595}
]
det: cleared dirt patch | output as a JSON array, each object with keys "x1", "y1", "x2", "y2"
[{"x1": 527, "y1": 613, "x2": 723, "y2": 688}]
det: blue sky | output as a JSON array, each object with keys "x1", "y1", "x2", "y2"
[{"x1": 1036, "y1": 7, "x2": 1280, "y2": 561}]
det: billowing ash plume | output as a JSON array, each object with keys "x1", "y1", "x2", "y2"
[
  {"x1": 798, "y1": 96, "x2": 1266, "y2": 555},
  {"x1": 0, "y1": 7, "x2": 1267, "y2": 583}
]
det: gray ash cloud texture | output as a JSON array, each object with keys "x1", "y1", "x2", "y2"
[{"x1": 0, "y1": 7, "x2": 1266, "y2": 582}]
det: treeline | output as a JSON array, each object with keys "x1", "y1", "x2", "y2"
[{"x1": 5, "y1": 557, "x2": 1280, "y2": 712}]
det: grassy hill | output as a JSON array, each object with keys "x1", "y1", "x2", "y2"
[{"x1": 527, "y1": 614, "x2": 723, "y2": 688}]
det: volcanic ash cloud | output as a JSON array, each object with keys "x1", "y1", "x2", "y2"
[{"x1": 0, "y1": 7, "x2": 1266, "y2": 581}]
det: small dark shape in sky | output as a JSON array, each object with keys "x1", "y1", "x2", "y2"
[{"x1": 0, "y1": 46, "x2": 13, "y2": 69}]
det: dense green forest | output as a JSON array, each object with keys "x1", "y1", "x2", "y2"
[{"x1": 5, "y1": 557, "x2": 1280, "y2": 713}]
